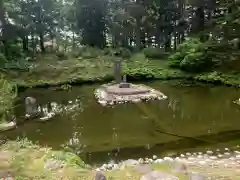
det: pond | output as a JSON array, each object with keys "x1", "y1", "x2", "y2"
[{"x1": 1, "y1": 81, "x2": 240, "y2": 165}]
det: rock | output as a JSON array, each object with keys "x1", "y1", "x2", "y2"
[
  {"x1": 123, "y1": 159, "x2": 139, "y2": 166},
  {"x1": 188, "y1": 173, "x2": 207, "y2": 180},
  {"x1": 209, "y1": 156, "x2": 218, "y2": 160},
  {"x1": 25, "y1": 97, "x2": 40, "y2": 119},
  {"x1": 95, "y1": 171, "x2": 107, "y2": 180},
  {"x1": 171, "y1": 162, "x2": 188, "y2": 174},
  {"x1": 112, "y1": 164, "x2": 119, "y2": 170},
  {"x1": 0, "y1": 121, "x2": 16, "y2": 131},
  {"x1": 206, "y1": 151, "x2": 213, "y2": 155},
  {"x1": 107, "y1": 164, "x2": 113, "y2": 169},
  {"x1": 186, "y1": 152, "x2": 191, "y2": 156},
  {"x1": 224, "y1": 152, "x2": 231, "y2": 156},
  {"x1": 154, "y1": 159, "x2": 164, "y2": 164},
  {"x1": 0, "y1": 177, "x2": 14, "y2": 180},
  {"x1": 163, "y1": 157, "x2": 174, "y2": 162},
  {"x1": 153, "y1": 155, "x2": 158, "y2": 160},
  {"x1": 198, "y1": 161, "x2": 206, "y2": 165},
  {"x1": 135, "y1": 164, "x2": 153, "y2": 174},
  {"x1": 139, "y1": 158, "x2": 144, "y2": 164},
  {"x1": 140, "y1": 171, "x2": 179, "y2": 180},
  {"x1": 44, "y1": 159, "x2": 64, "y2": 171}
]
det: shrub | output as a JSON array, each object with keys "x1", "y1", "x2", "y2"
[
  {"x1": 143, "y1": 47, "x2": 166, "y2": 59},
  {"x1": 56, "y1": 51, "x2": 67, "y2": 60},
  {"x1": 180, "y1": 52, "x2": 208, "y2": 72},
  {"x1": 0, "y1": 53, "x2": 7, "y2": 68},
  {"x1": 168, "y1": 38, "x2": 209, "y2": 72},
  {"x1": 168, "y1": 52, "x2": 186, "y2": 68},
  {"x1": 78, "y1": 46, "x2": 102, "y2": 59},
  {"x1": 119, "y1": 47, "x2": 131, "y2": 58}
]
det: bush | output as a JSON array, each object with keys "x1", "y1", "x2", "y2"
[
  {"x1": 78, "y1": 46, "x2": 102, "y2": 59},
  {"x1": 143, "y1": 47, "x2": 166, "y2": 59},
  {"x1": 168, "y1": 52, "x2": 186, "y2": 68},
  {"x1": 0, "y1": 53, "x2": 7, "y2": 68},
  {"x1": 56, "y1": 51, "x2": 67, "y2": 60},
  {"x1": 180, "y1": 52, "x2": 208, "y2": 72},
  {"x1": 119, "y1": 47, "x2": 131, "y2": 58},
  {"x1": 168, "y1": 38, "x2": 209, "y2": 72}
]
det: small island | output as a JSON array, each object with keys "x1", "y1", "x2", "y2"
[{"x1": 95, "y1": 60, "x2": 167, "y2": 106}]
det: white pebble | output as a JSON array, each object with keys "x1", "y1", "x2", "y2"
[
  {"x1": 180, "y1": 154, "x2": 185, "y2": 157},
  {"x1": 163, "y1": 157, "x2": 173, "y2": 162},
  {"x1": 153, "y1": 155, "x2": 157, "y2": 160},
  {"x1": 224, "y1": 152, "x2": 231, "y2": 156},
  {"x1": 197, "y1": 155, "x2": 203, "y2": 158},
  {"x1": 186, "y1": 152, "x2": 191, "y2": 156},
  {"x1": 210, "y1": 156, "x2": 218, "y2": 160},
  {"x1": 107, "y1": 164, "x2": 113, "y2": 169},
  {"x1": 154, "y1": 159, "x2": 164, "y2": 164},
  {"x1": 102, "y1": 164, "x2": 108, "y2": 169},
  {"x1": 218, "y1": 154, "x2": 223, "y2": 158},
  {"x1": 198, "y1": 152, "x2": 203, "y2": 155},
  {"x1": 225, "y1": 148, "x2": 230, "y2": 151},
  {"x1": 234, "y1": 151, "x2": 240, "y2": 154},
  {"x1": 188, "y1": 157, "x2": 195, "y2": 161},
  {"x1": 198, "y1": 161, "x2": 206, "y2": 165},
  {"x1": 207, "y1": 151, "x2": 213, "y2": 155},
  {"x1": 138, "y1": 158, "x2": 144, "y2": 164},
  {"x1": 112, "y1": 164, "x2": 119, "y2": 170},
  {"x1": 148, "y1": 159, "x2": 153, "y2": 164},
  {"x1": 100, "y1": 167, "x2": 106, "y2": 171}
]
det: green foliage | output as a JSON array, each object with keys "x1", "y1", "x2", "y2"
[
  {"x1": 143, "y1": 47, "x2": 167, "y2": 59},
  {"x1": 77, "y1": 46, "x2": 102, "y2": 59},
  {"x1": 168, "y1": 38, "x2": 210, "y2": 72},
  {"x1": 180, "y1": 52, "x2": 208, "y2": 72},
  {"x1": 0, "y1": 77, "x2": 17, "y2": 122},
  {"x1": 168, "y1": 52, "x2": 186, "y2": 68},
  {"x1": 0, "y1": 53, "x2": 7, "y2": 68},
  {"x1": 119, "y1": 47, "x2": 132, "y2": 58},
  {"x1": 45, "y1": 151, "x2": 86, "y2": 168},
  {"x1": 56, "y1": 51, "x2": 67, "y2": 60}
]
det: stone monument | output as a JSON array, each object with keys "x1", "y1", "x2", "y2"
[{"x1": 94, "y1": 53, "x2": 167, "y2": 106}]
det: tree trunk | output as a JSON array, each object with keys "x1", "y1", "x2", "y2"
[
  {"x1": 135, "y1": 18, "x2": 141, "y2": 51},
  {"x1": 39, "y1": 33, "x2": 45, "y2": 52},
  {"x1": 72, "y1": 32, "x2": 75, "y2": 50},
  {"x1": 22, "y1": 36, "x2": 28, "y2": 52},
  {"x1": 165, "y1": 35, "x2": 171, "y2": 52}
]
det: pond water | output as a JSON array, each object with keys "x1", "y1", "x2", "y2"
[{"x1": 1, "y1": 81, "x2": 240, "y2": 165}]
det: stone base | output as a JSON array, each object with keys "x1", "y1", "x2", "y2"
[{"x1": 94, "y1": 83, "x2": 167, "y2": 106}]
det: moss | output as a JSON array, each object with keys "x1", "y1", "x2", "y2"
[{"x1": 0, "y1": 76, "x2": 17, "y2": 122}]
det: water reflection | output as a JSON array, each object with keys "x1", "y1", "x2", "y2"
[{"x1": 2, "y1": 82, "x2": 240, "y2": 164}]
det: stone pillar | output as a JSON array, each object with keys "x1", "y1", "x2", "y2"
[{"x1": 114, "y1": 59, "x2": 121, "y2": 84}]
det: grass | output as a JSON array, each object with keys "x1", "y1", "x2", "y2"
[
  {"x1": 2, "y1": 53, "x2": 190, "y2": 88},
  {"x1": 2, "y1": 51, "x2": 239, "y2": 89},
  {"x1": 0, "y1": 139, "x2": 239, "y2": 180},
  {"x1": 0, "y1": 76, "x2": 17, "y2": 122}
]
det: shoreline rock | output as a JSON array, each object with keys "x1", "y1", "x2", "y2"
[{"x1": 0, "y1": 121, "x2": 16, "y2": 132}]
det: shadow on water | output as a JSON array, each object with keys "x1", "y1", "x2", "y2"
[{"x1": 1, "y1": 81, "x2": 240, "y2": 165}]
